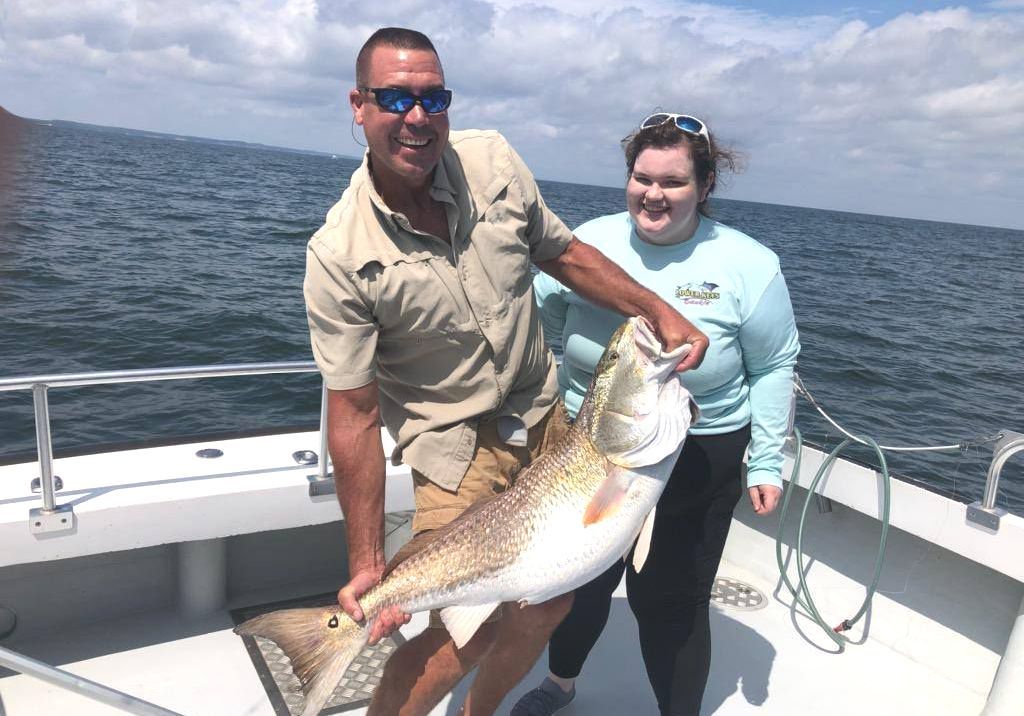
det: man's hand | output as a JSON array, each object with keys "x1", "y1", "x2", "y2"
[
  {"x1": 748, "y1": 484, "x2": 782, "y2": 515},
  {"x1": 338, "y1": 567, "x2": 411, "y2": 645},
  {"x1": 648, "y1": 301, "x2": 709, "y2": 372}
]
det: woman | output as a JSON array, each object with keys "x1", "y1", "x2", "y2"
[{"x1": 512, "y1": 113, "x2": 800, "y2": 716}]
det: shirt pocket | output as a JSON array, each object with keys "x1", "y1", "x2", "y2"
[
  {"x1": 472, "y1": 183, "x2": 533, "y2": 307},
  {"x1": 370, "y1": 255, "x2": 478, "y2": 338}
]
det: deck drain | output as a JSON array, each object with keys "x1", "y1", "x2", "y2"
[{"x1": 711, "y1": 576, "x2": 766, "y2": 611}]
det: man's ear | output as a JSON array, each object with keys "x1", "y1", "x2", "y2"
[{"x1": 350, "y1": 88, "x2": 365, "y2": 126}]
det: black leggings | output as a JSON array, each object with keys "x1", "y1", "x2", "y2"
[{"x1": 548, "y1": 425, "x2": 750, "y2": 716}]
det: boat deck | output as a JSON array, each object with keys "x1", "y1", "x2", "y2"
[
  {"x1": 0, "y1": 538, "x2": 991, "y2": 716},
  {"x1": 1, "y1": 430, "x2": 1021, "y2": 715}
]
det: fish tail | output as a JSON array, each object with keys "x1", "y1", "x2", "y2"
[{"x1": 235, "y1": 606, "x2": 370, "y2": 716}]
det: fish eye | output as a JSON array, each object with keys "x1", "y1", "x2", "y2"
[{"x1": 608, "y1": 351, "x2": 619, "y2": 362}]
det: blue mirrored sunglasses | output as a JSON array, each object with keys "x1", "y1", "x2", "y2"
[
  {"x1": 640, "y1": 113, "x2": 710, "y2": 149},
  {"x1": 361, "y1": 87, "x2": 453, "y2": 114}
]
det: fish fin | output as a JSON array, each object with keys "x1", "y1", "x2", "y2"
[
  {"x1": 632, "y1": 506, "x2": 657, "y2": 573},
  {"x1": 583, "y1": 469, "x2": 633, "y2": 526},
  {"x1": 384, "y1": 495, "x2": 501, "y2": 578},
  {"x1": 235, "y1": 606, "x2": 369, "y2": 716},
  {"x1": 440, "y1": 603, "x2": 501, "y2": 650}
]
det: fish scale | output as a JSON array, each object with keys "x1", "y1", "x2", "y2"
[{"x1": 364, "y1": 431, "x2": 617, "y2": 615}]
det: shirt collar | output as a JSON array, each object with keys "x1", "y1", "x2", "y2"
[{"x1": 358, "y1": 147, "x2": 457, "y2": 229}]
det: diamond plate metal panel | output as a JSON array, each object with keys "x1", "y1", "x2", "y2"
[
  {"x1": 252, "y1": 634, "x2": 400, "y2": 714},
  {"x1": 233, "y1": 592, "x2": 406, "y2": 715}
]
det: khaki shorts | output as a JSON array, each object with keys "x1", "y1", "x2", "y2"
[
  {"x1": 411, "y1": 399, "x2": 572, "y2": 534},
  {"x1": 410, "y1": 400, "x2": 572, "y2": 629}
]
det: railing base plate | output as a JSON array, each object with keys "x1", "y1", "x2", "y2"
[
  {"x1": 966, "y1": 502, "x2": 1004, "y2": 532},
  {"x1": 307, "y1": 475, "x2": 336, "y2": 498},
  {"x1": 29, "y1": 504, "x2": 75, "y2": 535}
]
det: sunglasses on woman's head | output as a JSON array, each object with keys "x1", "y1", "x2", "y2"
[
  {"x1": 361, "y1": 87, "x2": 453, "y2": 114},
  {"x1": 640, "y1": 113, "x2": 710, "y2": 150}
]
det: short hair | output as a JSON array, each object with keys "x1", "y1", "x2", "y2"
[
  {"x1": 355, "y1": 28, "x2": 441, "y2": 87},
  {"x1": 622, "y1": 119, "x2": 740, "y2": 217}
]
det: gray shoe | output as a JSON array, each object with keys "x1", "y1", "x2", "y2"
[{"x1": 510, "y1": 677, "x2": 576, "y2": 716}]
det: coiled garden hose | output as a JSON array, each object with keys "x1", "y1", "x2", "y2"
[{"x1": 774, "y1": 427, "x2": 892, "y2": 649}]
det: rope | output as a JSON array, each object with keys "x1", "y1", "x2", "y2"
[{"x1": 793, "y1": 373, "x2": 1002, "y2": 454}]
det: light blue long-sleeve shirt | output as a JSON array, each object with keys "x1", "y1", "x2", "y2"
[{"x1": 535, "y1": 212, "x2": 800, "y2": 488}]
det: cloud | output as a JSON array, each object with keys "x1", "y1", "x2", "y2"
[{"x1": 1, "y1": 0, "x2": 1022, "y2": 227}]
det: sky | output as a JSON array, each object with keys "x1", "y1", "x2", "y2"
[{"x1": 1, "y1": 0, "x2": 1022, "y2": 229}]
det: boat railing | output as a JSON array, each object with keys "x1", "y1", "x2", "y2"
[
  {"x1": 1, "y1": 365, "x2": 1021, "y2": 532},
  {"x1": 794, "y1": 375, "x2": 1021, "y2": 532},
  {"x1": 0, "y1": 643, "x2": 183, "y2": 715},
  {"x1": 0, "y1": 362, "x2": 331, "y2": 535}
]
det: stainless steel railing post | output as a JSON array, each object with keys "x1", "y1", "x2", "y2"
[
  {"x1": 318, "y1": 381, "x2": 330, "y2": 482},
  {"x1": 967, "y1": 430, "x2": 1023, "y2": 532},
  {"x1": 31, "y1": 383, "x2": 56, "y2": 512},
  {"x1": 0, "y1": 644, "x2": 184, "y2": 716},
  {"x1": 983, "y1": 436, "x2": 1024, "y2": 510}
]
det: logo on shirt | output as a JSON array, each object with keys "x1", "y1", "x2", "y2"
[{"x1": 675, "y1": 281, "x2": 720, "y2": 305}]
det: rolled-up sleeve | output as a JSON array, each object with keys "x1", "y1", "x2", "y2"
[
  {"x1": 507, "y1": 145, "x2": 573, "y2": 262},
  {"x1": 303, "y1": 241, "x2": 378, "y2": 390}
]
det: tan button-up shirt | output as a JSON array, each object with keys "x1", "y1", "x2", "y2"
[{"x1": 304, "y1": 130, "x2": 574, "y2": 490}]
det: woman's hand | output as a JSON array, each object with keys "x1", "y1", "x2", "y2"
[{"x1": 748, "y1": 484, "x2": 782, "y2": 515}]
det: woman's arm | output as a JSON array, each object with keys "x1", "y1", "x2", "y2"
[{"x1": 739, "y1": 271, "x2": 801, "y2": 492}]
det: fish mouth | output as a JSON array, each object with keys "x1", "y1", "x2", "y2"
[
  {"x1": 632, "y1": 317, "x2": 660, "y2": 356},
  {"x1": 632, "y1": 318, "x2": 691, "y2": 378}
]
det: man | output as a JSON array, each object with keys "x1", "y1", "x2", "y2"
[{"x1": 303, "y1": 27, "x2": 709, "y2": 716}]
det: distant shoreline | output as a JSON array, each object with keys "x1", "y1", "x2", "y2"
[
  {"x1": 3, "y1": 107, "x2": 359, "y2": 162},
  {"x1": 0, "y1": 105, "x2": 31, "y2": 136}
]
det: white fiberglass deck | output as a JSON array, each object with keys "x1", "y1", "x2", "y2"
[
  {"x1": 1, "y1": 431, "x2": 1022, "y2": 715},
  {"x1": 0, "y1": 519, "x2": 995, "y2": 716}
]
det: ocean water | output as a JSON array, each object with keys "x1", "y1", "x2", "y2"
[{"x1": 1, "y1": 122, "x2": 1022, "y2": 514}]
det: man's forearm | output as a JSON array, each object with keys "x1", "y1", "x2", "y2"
[
  {"x1": 537, "y1": 239, "x2": 682, "y2": 332},
  {"x1": 331, "y1": 424, "x2": 386, "y2": 575},
  {"x1": 327, "y1": 396, "x2": 387, "y2": 576}
]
